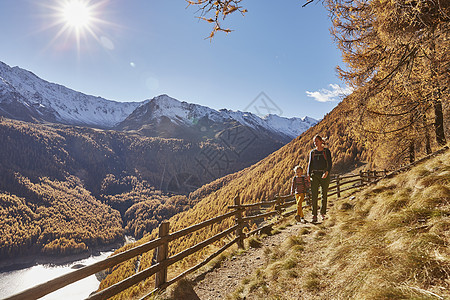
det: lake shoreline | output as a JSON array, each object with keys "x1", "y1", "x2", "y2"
[{"x1": 0, "y1": 239, "x2": 127, "y2": 272}]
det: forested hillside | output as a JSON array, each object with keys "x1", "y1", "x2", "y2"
[
  {"x1": 0, "y1": 177, "x2": 123, "y2": 259},
  {"x1": 326, "y1": 0, "x2": 449, "y2": 166},
  {"x1": 0, "y1": 118, "x2": 258, "y2": 261}
]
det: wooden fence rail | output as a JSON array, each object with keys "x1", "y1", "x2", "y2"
[{"x1": 6, "y1": 170, "x2": 388, "y2": 300}]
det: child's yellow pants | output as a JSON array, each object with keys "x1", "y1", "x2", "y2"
[{"x1": 295, "y1": 193, "x2": 305, "y2": 218}]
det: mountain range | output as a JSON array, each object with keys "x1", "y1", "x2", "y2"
[
  {"x1": 117, "y1": 94, "x2": 317, "y2": 143},
  {"x1": 0, "y1": 61, "x2": 317, "y2": 142}
]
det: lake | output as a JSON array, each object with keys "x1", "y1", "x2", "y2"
[
  {"x1": 0, "y1": 236, "x2": 135, "y2": 299},
  {"x1": 0, "y1": 251, "x2": 113, "y2": 299}
]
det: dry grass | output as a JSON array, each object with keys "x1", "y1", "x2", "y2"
[
  {"x1": 246, "y1": 236, "x2": 263, "y2": 249},
  {"x1": 229, "y1": 149, "x2": 450, "y2": 299},
  {"x1": 303, "y1": 270, "x2": 322, "y2": 292},
  {"x1": 154, "y1": 279, "x2": 199, "y2": 300},
  {"x1": 208, "y1": 252, "x2": 232, "y2": 269}
]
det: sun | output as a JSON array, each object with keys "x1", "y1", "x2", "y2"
[
  {"x1": 38, "y1": 0, "x2": 114, "y2": 54},
  {"x1": 62, "y1": 0, "x2": 92, "y2": 29}
]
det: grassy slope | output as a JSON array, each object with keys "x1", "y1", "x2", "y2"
[{"x1": 230, "y1": 148, "x2": 449, "y2": 299}]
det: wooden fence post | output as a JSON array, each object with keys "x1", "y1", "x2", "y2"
[
  {"x1": 155, "y1": 221, "x2": 169, "y2": 289},
  {"x1": 359, "y1": 170, "x2": 363, "y2": 185},
  {"x1": 234, "y1": 195, "x2": 244, "y2": 249},
  {"x1": 336, "y1": 174, "x2": 341, "y2": 198},
  {"x1": 275, "y1": 194, "x2": 282, "y2": 215}
]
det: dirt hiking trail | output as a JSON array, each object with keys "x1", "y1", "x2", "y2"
[{"x1": 162, "y1": 215, "x2": 327, "y2": 300}]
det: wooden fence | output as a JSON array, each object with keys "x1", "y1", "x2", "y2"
[{"x1": 5, "y1": 170, "x2": 386, "y2": 300}]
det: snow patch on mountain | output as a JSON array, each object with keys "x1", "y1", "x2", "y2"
[
  {"x1": 126, "y1": 94, "x2": 318, "y2": 139},
  {"x1": 262, "y1": 114, "x2": 318, "y2": 138},
  {"x1": 0, "y1": 61, "x2": 142, "y2": 127}
]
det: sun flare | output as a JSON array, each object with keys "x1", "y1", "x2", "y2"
[
  {"x1": 62, "y1": 1, "x2": 92, "y2": 29},
  {"x1": 38, "y1": 0, "x2": 114, "y2": 54}
]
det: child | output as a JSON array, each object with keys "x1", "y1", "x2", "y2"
[{"x1": 291, "y1": 165, "x2": 310, "y2": 223}]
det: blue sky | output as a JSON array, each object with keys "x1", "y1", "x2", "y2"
[{"x1": 0, "y1": 0, "x2": 351, "y2": 120}]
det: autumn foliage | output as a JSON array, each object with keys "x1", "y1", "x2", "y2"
[{"x1": 0, "y1": 176, "x2": 123, "y2": 259}]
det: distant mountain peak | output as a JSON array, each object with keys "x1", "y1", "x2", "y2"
[{"x1": 117, "y1": 94, "x2": 318, "y2": 141}]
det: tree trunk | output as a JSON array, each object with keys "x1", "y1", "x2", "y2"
[
  {"x1": 422, "y1": 113, "x2": 432, "y2": 154},
  {"x1": 409, "y1": 140, "x2": 415, "y2": 163},
  {"x1": 429, "y1": 27, "x2": 447, "y2": 147},
  {"x1": 434, "y1": 99, "x2": 447, "y2": 146}
]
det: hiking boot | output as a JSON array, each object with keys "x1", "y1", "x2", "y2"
[
  {"x1": 311, "y1": 215, "x2": 318, "y2": 223},
  {"x1": 321, "y1": 214, "x2": 326, "y2": 220},
  {"x1": 295, "y1": 215, "x2": 301, "y2": 222}
]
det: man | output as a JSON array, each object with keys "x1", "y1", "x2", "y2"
[{"x1": 307, "y1": 135, "x2": 332, "y2": 223}]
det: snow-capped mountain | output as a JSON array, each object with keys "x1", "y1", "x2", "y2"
[
  {"x1": 0, "y1": 61, "x2": 142, "y2": 127},
  {"x1": 0, "y1": 61, "x2": 317, "y2": 139},
  {"x1": 262, "y1": 114, "x2": 318, "y2": 140},
  {"x1": 117, "y1": 94, "x2": 317, "y2": 141}
]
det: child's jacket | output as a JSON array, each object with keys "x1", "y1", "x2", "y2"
[{"x1": 291, "y1": 175, "x2": 310, "y2": 194}]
